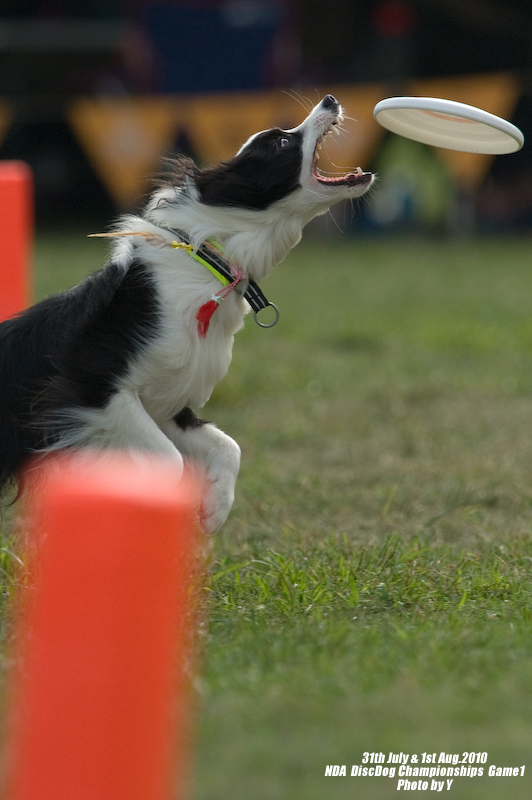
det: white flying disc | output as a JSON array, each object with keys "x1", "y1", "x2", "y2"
[{"x1": 373, "y1": 96, "x2": 524, "y2": 154}]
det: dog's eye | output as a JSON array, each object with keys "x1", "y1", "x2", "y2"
[{"x1": 279, "y1": 137, "x2": 291, "y2": 148}]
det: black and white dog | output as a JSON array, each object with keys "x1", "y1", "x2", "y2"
[{"x1": 0, "y1": 95, "x2": 373, "y2": 533}]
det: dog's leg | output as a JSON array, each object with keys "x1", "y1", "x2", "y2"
[
  {"x1": 72, "y1": 390, "x2": 186, "y2": 470},
  {"x1": 160, "y1": 409, "x2": 240, "y2": 534}
]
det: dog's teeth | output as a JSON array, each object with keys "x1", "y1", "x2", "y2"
[
  {"x1": 356, "y1": 166, "x2": 363, "y2": 175},
  {"x1": 315, "y1": 151, "x2": 320, "y2": 160},
  {"x1": 334, "y1": 125, "x2": 341, "y2": 136}
]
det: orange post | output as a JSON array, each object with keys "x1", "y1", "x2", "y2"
[
  {"x1": 5, "y1": 453, "x2": 201, "y2": 800},
  {"x1": 0, "y1": 161, "x2": 32, "y2": 321}
]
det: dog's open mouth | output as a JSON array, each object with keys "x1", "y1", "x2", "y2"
[{"x1": 312, "y1": 120, "x2": 373, "y2": 188}]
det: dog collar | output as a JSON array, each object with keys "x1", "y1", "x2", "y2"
[
  {"x1": 88, "y1": 227, "x2": 279, "y2": 337},
  {"x1": 167, "y1": 228, "x2": 279, "y2": 330}
]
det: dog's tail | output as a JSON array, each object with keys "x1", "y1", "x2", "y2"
[{"x1": 0, "y1": 297, "x2": 69, "y2": 503}]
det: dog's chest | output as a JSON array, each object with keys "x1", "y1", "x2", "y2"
[
  {"x1": 130, "y1": 293, "x2": 242, "y2": 419},
  {"x1": 117, "y1": 243, "x2": 247, "y2": 418}
]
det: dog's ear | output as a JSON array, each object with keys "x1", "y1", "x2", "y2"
[
  {"x1": 194, "y1": 127, "x2": 304, "y2": 210},
  {"x1": 152, "y1": 155, "x2": 198, "y2": 191},
  {"x1": 195, "y1": 151, "x2": 302, "y2": 210}
]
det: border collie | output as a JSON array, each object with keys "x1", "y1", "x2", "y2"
[{"x1": 0, "y1": 95, "x2": 373, "y2": 533}]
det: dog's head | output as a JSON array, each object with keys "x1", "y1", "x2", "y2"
[
  {"x1": 147, "y1": 96, "x2": 374, "y2": 278},
  {"x1": 194, "y1": 94, "x2": 374, "y2": 214}
]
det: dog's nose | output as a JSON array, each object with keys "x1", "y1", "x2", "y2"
[{"x1": 321, "y1": 94, "x2": 338, "y2": 110}]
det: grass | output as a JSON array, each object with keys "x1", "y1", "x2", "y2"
[{"x1": 2, "y1": 229, "x2": 532, "y2": 798}]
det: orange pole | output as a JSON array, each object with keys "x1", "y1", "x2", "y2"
[
  {"x1": 5, "y1": 454, "x2": 201, "y2": 800},
  {"x1": 0, "y1": 161, "x2": 32, "y2": 321}
]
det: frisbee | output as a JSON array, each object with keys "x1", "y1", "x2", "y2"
[{"x1": 373, "y1": 96, "x2": 524, "y2": 154}]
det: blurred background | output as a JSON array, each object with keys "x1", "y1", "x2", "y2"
[
  {"x1": 1, "y1": 0, "x2": 532, "y2": 233},
  {"x1": 3, "y1": 10, "x2": 532, "y2": 799}
]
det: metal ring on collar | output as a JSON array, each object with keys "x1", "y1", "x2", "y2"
[{"x1": 253, "y1": 302, "x2": 280, "y2": 328}]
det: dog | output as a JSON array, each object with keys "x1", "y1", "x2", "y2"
[{"x1": 0, "y1": 94, "x2": 374, "y2": 533}]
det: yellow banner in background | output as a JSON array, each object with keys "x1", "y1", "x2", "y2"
[
  {"x1": 67, "y1": 98, "x2": 178, "y2": 209},
  {"x1": 411, "y1": 73, "x2": 521, "y2": 187},
  {"x1": 185, "y1": 92, "x2": 287, "y2": 165}
]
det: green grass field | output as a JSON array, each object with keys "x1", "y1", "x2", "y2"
[{"x1": 3, "y1": 229, "x2": 532, "y2": 798}]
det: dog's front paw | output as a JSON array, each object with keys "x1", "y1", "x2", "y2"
[
  {"x1": 200, "y1": 465, "x2": 239, "y2": 534},
  {"x1": 200, "y1": 487, "x2": 234, "y2": 535},
  {"x1": 200, "y1": 436, "x2": 240, "y2": 534}
]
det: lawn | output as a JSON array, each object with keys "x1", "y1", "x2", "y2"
[{"x1": 3, "y1": 229, "x2": 532, "y2": 799}]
